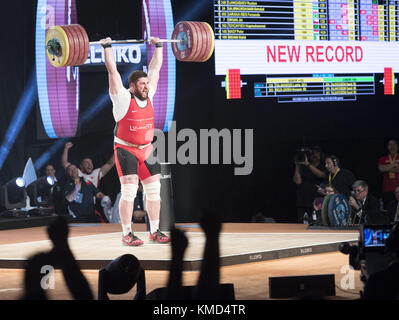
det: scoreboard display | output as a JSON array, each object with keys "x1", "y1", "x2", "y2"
[{"x1": 214, "y1": 0, "x2": 399, "y2": 102}]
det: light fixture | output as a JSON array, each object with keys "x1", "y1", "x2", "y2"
[
  {"x1": 26, "y1": 176, "x2": 55, "y2": 216},
  {"x1": 98, "y1": 254, "x2": 146, "y2": 300},
  {"x1": 0, "y1": 177, "x2": 27, "y2": 217}
]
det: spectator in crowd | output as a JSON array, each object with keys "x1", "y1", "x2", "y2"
[
  {"x1": 378, "y1": 139, "x2": 399, "y2": 208},
  {"x1": 313, "y1": 184, "x2": 337, "y2": 211},
  {"x1": 22, "y1": 216, "x2": 93, "y2": 300},
  {"x1": 164, "y1": 227, "x2": 188, "y2": 300},
  {"x1": 22, "y1": 251, "x2": 52, "y2": 300},
  {"x1": 194, "y1": 208, "x2": 222, "y2": 300},
  {"x1": 319, "y1": 155, "x2": 356, "y2": 199},
  {"x1": 293, "y1": 146, "x2": 326, "y2": 223},
  {"x1": 62, "y1": 141, "x2": 115, "y2": 188},
  {"x1": 363, "y1": 222, "x2": 399, "y2": 299},
  {"x1": 348, "y1": 180, "x2": 384, "y2": 225},
  {"x1": 325, "y1": 184, "x2": 338, "y2": 195},
  {"x1": 386, "y1": 184, "x2": 399, "y2": 223},
  {"x1": 64, "y1": 164, "x2": 109, "y2": 223},
  {"x1": 147, "y1": 209, "x2": 224, "y2": 300},
  {"x1": 44, "y1": 164, "x2": 57, "y2": 182}
]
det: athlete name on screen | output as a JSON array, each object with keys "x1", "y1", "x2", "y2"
[
  {"x1": 84, "y1": 44, "x2": 145, "y2": 65},
  {"x1": 267, "y1": 45, "x2": 363, "y2": 63}
]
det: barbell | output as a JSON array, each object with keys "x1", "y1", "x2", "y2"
[{"x1": 45, "y1": 21, "x2": 215, "y2": 67}]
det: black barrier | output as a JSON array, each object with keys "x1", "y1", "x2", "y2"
[{"x1": 159, "y1": 163, "x2": 175, "y2": 231}]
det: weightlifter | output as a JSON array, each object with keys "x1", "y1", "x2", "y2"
[{"x1": 100, "y1": 36, "x2": 169, "y2": 246}]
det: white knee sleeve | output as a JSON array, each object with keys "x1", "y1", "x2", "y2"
[
  {"x1": 120, "y1": 183, "x2": 138, "y2": 202},
  {"x1": 143, "y1": 180, "x2": 161, "y2": 201}
]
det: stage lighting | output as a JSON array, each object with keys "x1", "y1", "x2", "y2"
[
  {"x1": 26, "y1": 176, "x2": 55, "y2": 216},
  {"x1": 0, "y1": 177, "x2": 27, "y2": 217},
  {"x1": 0, "y1": 72, "x2": 37, "y2": 171},
  {"x1": 98, "y1": 254, "x2": 146, "y2": 300}
]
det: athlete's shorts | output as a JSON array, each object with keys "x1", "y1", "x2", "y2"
[{"x1": 114, "y1": 143, "x2": 161, "y2": 181}]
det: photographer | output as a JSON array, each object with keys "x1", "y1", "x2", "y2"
[
  {"x1": 293, "y1": 146, "x2": 326, "y2": 223},
  {"x1": 363, "y1": 222, "x2": 399, "y2": 299}
]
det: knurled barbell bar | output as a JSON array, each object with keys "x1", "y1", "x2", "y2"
[{"x1": 45, "y1": 21, "x2": 215, "y2": 67}]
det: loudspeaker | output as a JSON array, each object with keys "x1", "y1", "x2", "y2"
[
  {"x1": 269, "y1": 274, "x2": 335, "y2": 299},
  {"x1": 146, "y1": 283, "x2": 235, "y2": 300}
]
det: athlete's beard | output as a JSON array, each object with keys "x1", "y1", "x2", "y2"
[{"x1": 134, "y1": 88, "x2": 148, "y2": 101}]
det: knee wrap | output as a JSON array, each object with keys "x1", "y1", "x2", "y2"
[
  {"x1": 120, "y1": 183, "x2": 138, "y2": 202},
  {"x1": 143, "y1": 180, "x2": 161, "y2": 201}
]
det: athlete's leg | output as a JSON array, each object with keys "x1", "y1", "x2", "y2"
[
  {"x1": 119, "y1": 174, "x2": 139, "y2": 235},
  {"x1": 139, "y1": 158, "x2": 169, "y2": 243},
  {"x1": 141, "y1": 174, "x2": 161, "y2": 233},
  {"x1": 115, "y1": 147, "x2": 143, "y2": 246}
]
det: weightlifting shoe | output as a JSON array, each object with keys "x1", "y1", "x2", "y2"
[
  {"x1": 149, "y1": 229, "x2": 170, "y2": 243},
  {"x1": 122, "y1": 232, "x2": 144, "y2": 246}
]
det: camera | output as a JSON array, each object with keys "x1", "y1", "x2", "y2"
[
  {"x1": 339, "y1": 224, "x2": 394, "y2": 283},
  {"x1": 294, "y1": 147, "x2": 312, "y2": 164}
]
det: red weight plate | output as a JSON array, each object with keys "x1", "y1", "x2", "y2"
[
  {"x1": 67, "y1": 25, "x2": 84, "y2": 66},
  {"x1": 197, "y1": 22, "x2": 214, "y2": 62},
  {"x1": 61, "y1": 25, "x2": 78, "y2": 66},
  {"x1": 65, "y1": 24, "x2": 84, "y2": 66},
  {"x1": 193, "y1": 22, "x2": 210, "y2": 62},
  {"x1": 199, "y1": 22, "x2": 214, "y2": 62},
  {"x1": 59, "y1": 26, "x2": 73, "y2": 66},
  {"x1": 70, "y1": 24, "x2": 87, "y2": 66},
  {"x1": 186, "y1": 21, "x2": 203, "y2": 62},
  {"x1": 76, "y1": 24, "x2": 90, "y2": 65}
]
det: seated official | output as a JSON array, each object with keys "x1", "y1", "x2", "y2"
[
  {"x1": 64, "y1": 164, "x2": 106, "y2": 223},
  {"x1": 348, "y1": 180, "x2": 384, "y2": 225}
]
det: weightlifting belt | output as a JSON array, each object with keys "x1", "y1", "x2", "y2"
[{"x1": 114, "y1": 136, "x2": 151, "y2": 150}]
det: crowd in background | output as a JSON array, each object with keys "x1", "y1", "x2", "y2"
[{"x1": 293, "y1": 139, "x2": 399, "y2": 226}]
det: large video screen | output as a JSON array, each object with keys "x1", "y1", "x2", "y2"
[{"x1": 214, "y1": 0, "x2": 398, "y2": 102}]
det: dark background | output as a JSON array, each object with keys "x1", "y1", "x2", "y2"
[{"x1": 0, "y1": 0, "x2": 398, "y2": 223}]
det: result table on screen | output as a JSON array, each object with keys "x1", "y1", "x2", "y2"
[
  {"x1": 254, "y1": 74, "x2": 375, "y2": 99},
  {"x1": 214, "y1": 0, "x2": 399, "y2": 41}
]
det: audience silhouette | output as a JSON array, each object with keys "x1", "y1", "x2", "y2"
[
  {"x1": 21, "y1": 216, "x2": 93, "y2": 300},
  {"x1": 21, "y1": 210, "x2": 227, "y2": 301}
]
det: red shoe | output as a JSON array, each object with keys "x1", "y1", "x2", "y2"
[
  {"x1": 122, "y1": 232, "x2": 144, "y2": 246},
  {"x1": 149, "y1": 229, "x2": 170, "y2": 243}
]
